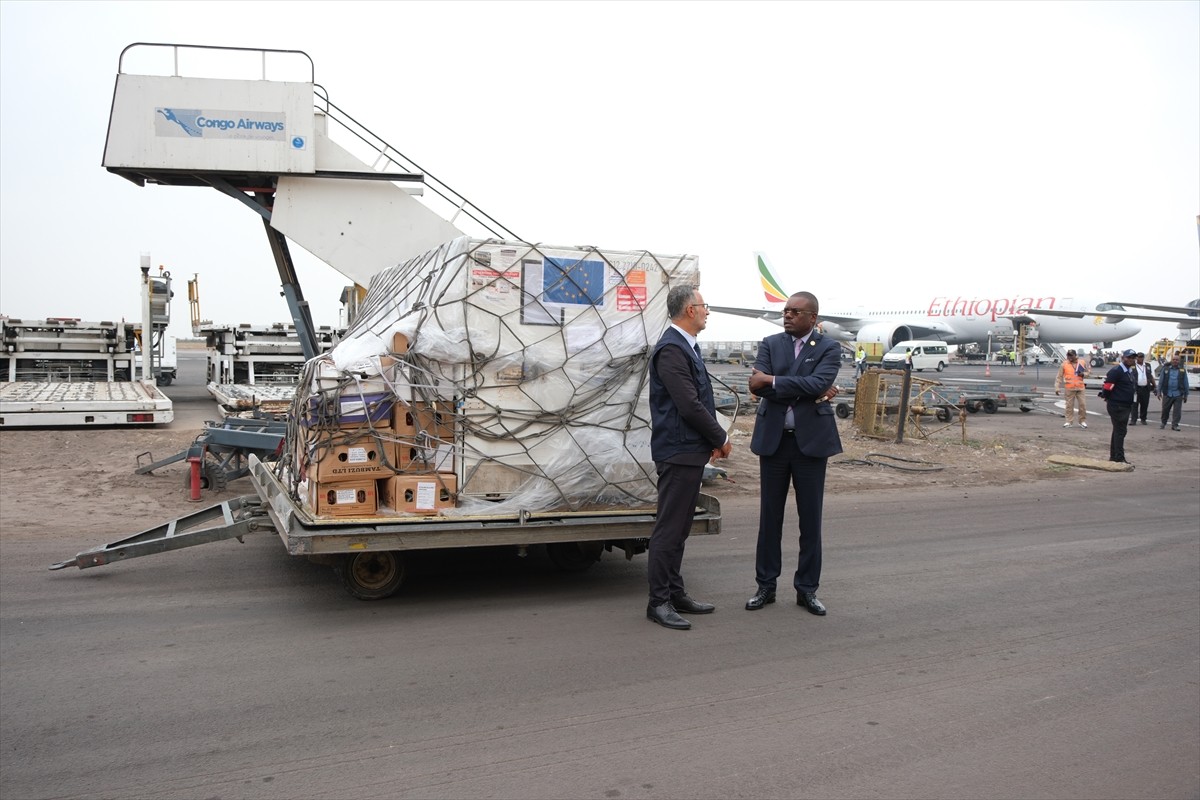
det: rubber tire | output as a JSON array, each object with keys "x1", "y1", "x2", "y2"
[
  {"x1": 156, "y1": 374, "x2": 173, "y2": 387},
  {"x1": 936, "y1": 407, "x2": 951, "y2": 422},
  {"x1": 336, "y1": 551, "x2": 406, "y2": 600},
  {"x1": 965, "y1": 403, "x2": 978, "y2": 413},
  {"x1": 936, "y1": 362, "x2": 945, "y2": 372},
  {"x1": 982, "y1": 398, "x2": 999, "y2": 414},
  {"x1": 835, "y1": 403, "x2": 851, "y2": 419},
  {"x1": 546, "y1": 542, "x2": 600, "y2": 573}
]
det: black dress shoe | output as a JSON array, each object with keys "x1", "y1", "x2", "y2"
[
  {"x1": 671, "y1": 593, "x2": 715, "y2": 614},
  {"x1": 646, "y1": 602, "x2": 691, "y2": 630},
  {"x1": 745, "y1": 588, "x2": 776, "y2": 610},
  {"x1": 797, "y1": 592, "x2": 827, "y2": 616}
]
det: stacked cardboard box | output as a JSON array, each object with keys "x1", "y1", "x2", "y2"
[{"x1": 299, "y1": 340, "x2": 460, "y2": 518}]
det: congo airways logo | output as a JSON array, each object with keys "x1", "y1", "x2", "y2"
[{"x1": 155, "y1": 107, "x2": 287, "y2": 141}]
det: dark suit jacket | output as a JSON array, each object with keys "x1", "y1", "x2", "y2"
[
  {"x1": 649, "y1": 329, "x2": 727, "y2": 466},
  {"x1": 750, "y1": 330, "x2": 844, "y2": 459}
]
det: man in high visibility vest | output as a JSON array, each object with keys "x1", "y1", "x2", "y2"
[{"x1": 1055, "y1": 349, "x2": 1090, "y2": 428}]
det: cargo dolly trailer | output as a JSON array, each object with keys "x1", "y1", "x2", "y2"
[{"x1": 51, "y1": 456, "x2": 722, "y2": 600}]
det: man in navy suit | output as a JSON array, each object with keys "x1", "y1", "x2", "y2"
[
  {"x1": 645, "y1": 285, "x2": 732, "y2": 630},
  {"x1": 745, "y1": 291, "x2": 843, "y2": 615}
]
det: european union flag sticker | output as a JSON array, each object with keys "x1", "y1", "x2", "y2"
[{"x1": 543, "y1": 257, "x2": 605, "y2": 306}]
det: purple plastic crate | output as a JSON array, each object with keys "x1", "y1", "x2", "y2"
[{"x1": 303, "y1": 391, "x2": 394, "y2": 428}]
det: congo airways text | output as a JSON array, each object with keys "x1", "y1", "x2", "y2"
[{"x1": 195, "y1": 116, "x2": 286, "y2": 133}]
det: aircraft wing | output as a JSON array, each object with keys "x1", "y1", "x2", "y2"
[
  {"x1": 1106, "y1": 301, "x2": 1200, "y2": 317},
  {"x1": 1016, "y1": 308, "x2": 1199, "y2": 325},
  {"x1": 709, "y1": 305, "x2": 783, "y2": 324},
  {"x1": 708, "y1": 307, "x2": 873, "y2": 331}
]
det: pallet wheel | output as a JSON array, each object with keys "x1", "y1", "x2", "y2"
[
  {"x1": 547, "y1": 541, "x2": 601, "y2": 573},
  {"x1": 336, "y1": 551, "x2": 406, "y2": 600}
]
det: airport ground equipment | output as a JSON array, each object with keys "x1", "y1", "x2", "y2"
[
  {"x1": 188, "y1": 275, "x2": 343, "y2": 414},
  {"x1": 1149, "y1": 337, "x2": 1200, "y2": 371},
  {"x1": 0, "y1": 380, "x2": 172, "y2": 427},
  {"x1": 0, "y1": 261, "x2": 175, "y2": 427},
  {"x1": 852, "y1": 371, "x2": 967, "y2": 442},
  {"x1": 52, "y1": 456, "x2": 722, "y2": 600},
  {"x1": 848, "y1": 372, "x2": 1045, "y2": 441},
  {"x1": 135, "y1": 416, "x2": 288, "y2": 498},
  {"x1": 104, "y1": 43, "x2": 515, "y2": 362}
]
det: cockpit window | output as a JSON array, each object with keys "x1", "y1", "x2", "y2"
[{"x1": 1096, "y1": 303, "x2": 1126, "y2": 312}]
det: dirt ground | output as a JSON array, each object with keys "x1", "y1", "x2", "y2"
[
  {"x1": 2, "y1": 392, "x2": 1195, "y2": 550},
  {"x1": 710, "y1": 399, "x2": 1199, "y2": 496}
]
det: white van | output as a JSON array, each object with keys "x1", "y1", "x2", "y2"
[{"x1": 879, "y1": 340, "x2": 950, "y2": 372}]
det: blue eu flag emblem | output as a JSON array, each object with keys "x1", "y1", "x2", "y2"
[{"x1": 543, "y1": 257, "x2": 605, "y2": 306}]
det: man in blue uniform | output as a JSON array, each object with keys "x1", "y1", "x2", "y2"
[{"x1": 1103, "y1": 348, "x2": 1138, "y2": 464}]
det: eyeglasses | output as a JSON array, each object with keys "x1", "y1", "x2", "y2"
[
  {"x1": 782, "y1": 308, "x2": 814, "y2": 317},
  {"x1": 689, "y1": 303, "x2": 710, "y2": 311}
]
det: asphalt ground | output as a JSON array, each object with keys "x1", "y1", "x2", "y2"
[{"x1": 1, "y1": 351, "x2": 1197, "y2": 799}]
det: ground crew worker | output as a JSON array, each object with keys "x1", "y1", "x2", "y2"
[{"x1": 1055, "y1": 349, "x2": 1089, "y2": 429}]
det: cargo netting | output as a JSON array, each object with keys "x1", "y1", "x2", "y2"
[{"x1": 277, "y1": 236, "x2": 701, "y2": 516}]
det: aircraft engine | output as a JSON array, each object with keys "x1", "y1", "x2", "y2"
[
  {"x1": 815, "y1": 321, "x2": 852, "y2": 341},
  {"x1": 853, "y1": 322, "x2": 914, "y2": 349}
]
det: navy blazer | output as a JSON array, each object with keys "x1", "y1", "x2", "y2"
[{"x1": 750, "y1": 330, "x2": 844, "y2": 459}]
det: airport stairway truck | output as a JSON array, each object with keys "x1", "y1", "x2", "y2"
[
  {"x1": 0, "y1": 258, "x2": 174, "y2": 426},
  {"x1": 49, "y1": 43, "x2": 723, "y2": 599}
]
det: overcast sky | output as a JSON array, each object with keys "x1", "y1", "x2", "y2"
[{"x1": 1, "y1": 0, "x2": 1197, "y2": 350}]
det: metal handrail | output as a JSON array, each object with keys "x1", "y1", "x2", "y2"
[{"x1": 117, "y1": 42, "x2": 315, "y2": 83}]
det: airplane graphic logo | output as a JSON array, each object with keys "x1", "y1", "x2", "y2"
[{"x1": 157, "y1": 108, "x2": 202, "y2": 137}]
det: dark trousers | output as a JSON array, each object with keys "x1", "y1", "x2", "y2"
[
  {"x1": 1129, "y1": 386, "x2": 1152, "y2": 423},
  {"x1": 755, "y1": 437, "x2": 828, "y2": 594},
  {"x1": 1161, "y1": 395, "x2": 1184, "y2": 428},
  {"x1": 1107, "y1": 402, "x2": 1132, "y2": 462},
  {"x1": 647, "y1": 461, "x2": 704, "y2": 606}
]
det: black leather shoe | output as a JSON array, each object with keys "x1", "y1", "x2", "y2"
[
  {"x1": 671, "y1": 593, "x2": 715, "y2": 614},
  {"x1": 646, "y1": 602, "x2": 691, "y2": 630},
  {"x1": 797, "y1": 592, "x2": 827, "y2": 616},
  {"x1": 745, "y1": 588, "x2": 776, "y2": 610}
]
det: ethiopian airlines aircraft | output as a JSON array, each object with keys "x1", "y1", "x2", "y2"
[{"x1": 708, "y1": 253, "x2": 1142, "y2": 349}]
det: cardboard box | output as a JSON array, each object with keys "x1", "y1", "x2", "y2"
[
  {"x1": 302, "y1": 430, "x2": 397, "y2": 482},
  {"x1": 396, "y1": 440, "x2": 456, "y2": 472},
  {"x1": 305, "y1": 479, "x2": 378, "y2": 518},
  {"x1": 381, "y1": 473, "x2": 457, "y2": 515},
  {"x1": 393, "y1": 399, "x2": 457, "y2": 438}
]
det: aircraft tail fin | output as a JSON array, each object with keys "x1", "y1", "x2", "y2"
[{"x1": 756, "y1": 252, "x2": 788, "y2": 304}]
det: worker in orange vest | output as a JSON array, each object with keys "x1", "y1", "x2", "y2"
[{"x1": 1055, "y1": 349, "x2": 1090, "y2": 428}]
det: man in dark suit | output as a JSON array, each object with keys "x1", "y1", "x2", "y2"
[
  {"x1": 645, "y1": 285, "x2": 732, "y2": 630},
  {"x1": 744, "y1": 291, "x2": 843, "y2": 616}
]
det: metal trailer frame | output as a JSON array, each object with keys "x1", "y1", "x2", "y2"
[
  {"x1": 135, "y1": 417, "x2": 288, "y2": 493},
  {"x1": 51, "y1": 455, "x2": 722, "y2": 600}
]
